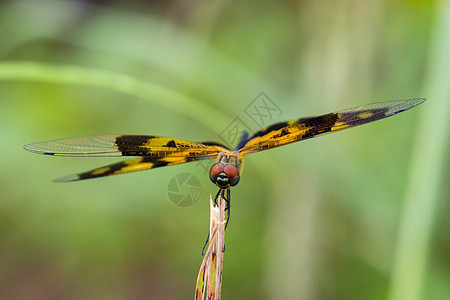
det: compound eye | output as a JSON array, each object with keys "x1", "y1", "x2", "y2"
[
  {"x1": 210, "y1": 163, "x2": 225, "y2": 176},
  {"x1": 224, "y1": 164, "x2": 239, "y2": 178},
  {"x1": 228, "y1": 175, "x2": 240, "y2": 186},
  {"x1": 224, "y1": 164, "x2": 240, "y2": 186},
  {"x1": 209, "y1": 163, "x2": 225, "y2": 184}
]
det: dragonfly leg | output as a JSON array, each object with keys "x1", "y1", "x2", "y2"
[
  {"x1": 213, "y1": 189, "x2": 221, "y2": 205},
  {"x1": 224, "y1": 188, "x2": 231, "y2": 230},
  {"x1": 201, "y1": 232, "x2": 210, "y2": 256},
  {"x1": 202, "y1": 189, "x2": 224, "y2": 255}
]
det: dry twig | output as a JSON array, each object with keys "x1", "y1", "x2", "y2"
[{"x1": 195, "y1": 195, "x2": 226, "y2": 300}]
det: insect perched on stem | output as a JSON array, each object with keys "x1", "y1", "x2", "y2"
[{"x1": 24, "y1": 98, "x2": 426, "y2": 225}]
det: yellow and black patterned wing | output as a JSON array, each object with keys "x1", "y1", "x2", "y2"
[
  {"x1": 54, "y1": 156, "x2": 205, "y2": 182},
  {"x1": 24, "y1": 135, "x2": 229, "y2": 157},
  {"x1": 24, "y1": 135, "x2": 230, "y2": 181},
  {"x1": 238, "y1": 98, "x2": 426, "y2": 155}
]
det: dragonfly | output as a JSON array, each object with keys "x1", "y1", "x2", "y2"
[{"x1": 24, "y1": 98, "x2": 425, "y2": 224}]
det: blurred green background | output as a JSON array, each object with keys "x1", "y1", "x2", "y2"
[{"x1": 0, "y1": 0, "x2": 448, "y2": 299}]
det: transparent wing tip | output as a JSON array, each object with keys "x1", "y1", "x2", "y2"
[
  {"x1": 387, "y1": 97, "x2": 427, "y2": 116},
  {"x1": 23, "y1": 143, "x2": 54, "y2": 155},
  {"x1": 408, "y1": 97, "x2": 427, "y2": 106},
  {"x1": 53, "y1": 174, "x2": 79, "y2": 183},
  {"x1": 23, "y1": 136, "x2": 121, "y2": 157}
]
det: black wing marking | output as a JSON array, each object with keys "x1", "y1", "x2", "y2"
[{"x1": 238, "y1": 98, "x2": 426, "y2": 154}]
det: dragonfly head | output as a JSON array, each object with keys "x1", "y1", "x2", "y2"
[{"x1": 209, "y1": 162, "x2": 240, "y2": 189}]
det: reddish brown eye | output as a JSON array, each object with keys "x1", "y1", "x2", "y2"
[
  {"x1": 210, "y1": 163, "x2": 225, "y2": 176},
  {"x1": 224, "y1": 164, "x2": 239, "y2": 178}
]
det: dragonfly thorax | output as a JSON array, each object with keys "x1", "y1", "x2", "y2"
[{"x1": 209, "y1": 162, "x2": 240, "y2": 189}]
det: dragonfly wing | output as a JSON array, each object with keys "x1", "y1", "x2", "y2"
[
  {"x1": 24, "y1": 135, "x2": 229, "y2": 157},
  {"x1": 54, "y1": 155, "x2": 211, "y2": 182},
  {"x1": 25, "y1": 135, "x2": 230, "y2": 182},
  {"x1": 238, "y1": 98, "x2": 426, "y2": 155}
]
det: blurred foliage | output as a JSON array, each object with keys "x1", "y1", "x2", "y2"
[{"x1": 0, "y1": 0, "x2": 448, "y2": 299}]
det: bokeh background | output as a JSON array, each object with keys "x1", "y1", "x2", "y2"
[{"x1": 0, "y1": 0, "x2": 448, "y2": 299}]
